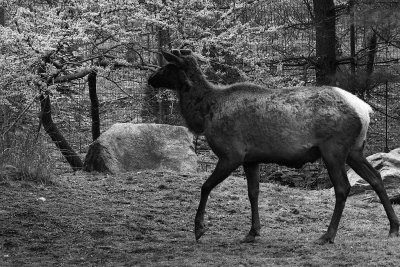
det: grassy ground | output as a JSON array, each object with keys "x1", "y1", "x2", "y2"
[{"x1": 1, "y1": 170, "x2": 400, "y2": 266}]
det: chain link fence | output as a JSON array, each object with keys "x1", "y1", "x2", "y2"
[{"x1": 2, "y1": 2, "x2": 400, "y2": 182}]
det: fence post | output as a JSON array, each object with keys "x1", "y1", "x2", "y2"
[{"x1": 384, "y1": 80, "x2": 389, "y2": 152}]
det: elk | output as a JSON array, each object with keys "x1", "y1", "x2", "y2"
[{"x1": 148, "y1": 49, "x2": 399, "y2": 244}]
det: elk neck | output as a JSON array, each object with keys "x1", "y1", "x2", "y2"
[{"x1": 176, "y1": 69, "x2": 216, "y2": 135}]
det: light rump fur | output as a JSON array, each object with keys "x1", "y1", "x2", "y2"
[
  {"x1": 148, "y1": 50, "x2": 399, "y2": 244},
  {"x1": 332, "y1": 86, "x2": 372, "y2": 148}
]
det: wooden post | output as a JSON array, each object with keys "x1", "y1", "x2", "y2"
[
  {"x1": 88, "y1": 71, "x2": 100, "y2": 141},
  {"x1": 0, "y1": 6, "x2": 5, "y2": 26}
]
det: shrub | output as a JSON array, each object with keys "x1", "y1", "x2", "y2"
[{"x1": 0, "y1": 128, "x2": 53, "y2": 184}]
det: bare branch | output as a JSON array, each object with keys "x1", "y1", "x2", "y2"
[
  {"x1": 14, "y1": 20, "x2": 40, "y2": 54},
  {"x1": 97, "y1": 57, "x2": 158, "y2": 71},
  {"x1": 371, "y1": 27, "x2": 400, "y2": 49},
  {"x1": 97, "y1": 74, "x2": 135, "y2": 99},
  {"x1": 49, "y1": 68, "x2": 93, "y2": 84}
]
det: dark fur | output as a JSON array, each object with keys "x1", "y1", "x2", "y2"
[{"x1": 148, "y1": 50, "x2": 399, "y2": 244}]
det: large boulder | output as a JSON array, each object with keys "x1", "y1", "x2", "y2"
[
  {"x1": 348, "y1": 148, "x2": 400, "y2": 196},
  {"x1": 84, "y1": 123, "x2": 197, "y2": 174}
]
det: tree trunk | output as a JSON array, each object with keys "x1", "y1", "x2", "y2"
[
  {"x1": 313, "y1": 0, "x2": 337, "y2": 86},
  {"x1": 156, "y1": 26, "x2": 171, "y2": 123},
  {"x1": 88, "y1": 71, "x2": 100, "y2": 141},
  {"x1": 349, "y1": 0, "x2": 356, "y2": 93},
  {"x1": 0, "y1": 6, "x2": 5, "y2": 26},
  {"x1": 39, "y1": 94, "x2": 83, "y2": 171}
]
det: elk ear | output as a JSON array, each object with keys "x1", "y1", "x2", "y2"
[
  {"x1": 180, "y1": 49, "x2": 192, "y2": 56},
  {"x1": 161, "y1": 50, "x2": 184, "y2": 67},
  {"x1": 171, "y1": 49, "x2": 181, "y2": 56}
]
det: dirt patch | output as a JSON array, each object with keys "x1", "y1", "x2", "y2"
[{"x1": 1, "y1": 170, "x2": 400, "y2": 266}]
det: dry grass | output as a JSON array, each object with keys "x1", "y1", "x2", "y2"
[
  {"x1": 0, "y1": 130, "x2": 53, "y2": 184},
  {"x1": 1, "y1": 170, "x2": 400, "y2": 266}
]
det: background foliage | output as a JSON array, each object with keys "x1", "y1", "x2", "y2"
[{"x1": 0, "y1": 0, "x2": 400, "y2": 181}]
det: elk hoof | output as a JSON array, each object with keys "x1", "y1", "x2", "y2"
[
  {"x1": 195, "y1": 222, "x2": 206, "y2": 241},
  {"x1": 241, "y1": 234, "x2": 256, "y2": 243},
  {"x1": 389, "y1": 231, "x2": 399, "y2": 238},
  {"x1": 314, "y1": 234, "x2": 334, "y2": 245},
  {"x1": 389, "y1": 223, "x2": 399, "y2": 238}
]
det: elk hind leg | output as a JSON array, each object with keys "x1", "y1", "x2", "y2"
[
  {"x1": 347, "y1": 149, "x2": 399, "y2": 237},
  {"x1": 316, "y1": 144, "x2": 350, "y2": 244}
]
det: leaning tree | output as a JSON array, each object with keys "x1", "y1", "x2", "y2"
[{"x1": 0, "y1": 0, "x2": 160, "y2": 170}]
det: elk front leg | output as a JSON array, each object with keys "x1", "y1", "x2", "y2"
[
  {"x1": 194, "y1": 159, "x2": 240, "y2": 241},
  {"x1": 242, "y1": 162, "x2": 261, "y2": 243}
]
